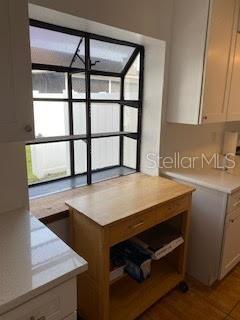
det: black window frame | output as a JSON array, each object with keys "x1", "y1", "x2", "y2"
[{"x1": 27, "y1": 19, "x2": 144, "y2": 187}]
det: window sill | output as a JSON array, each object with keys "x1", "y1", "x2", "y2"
[{"x1": 30, "y1": 167, "x2": 138, "y2": 223}]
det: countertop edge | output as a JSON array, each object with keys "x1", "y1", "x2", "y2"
[
  {"x1": 0, "y1": 257, "x2": 88, "y2": 316},
  {"x1": 0, "y1": 211, "x2": 88, "y2": 316},
  {"x1": 66, "y1": 188, "x2": 195, "y2": 227},
  {"x1": 162, "y1": 170, "x2": 240, "y2": 194}
]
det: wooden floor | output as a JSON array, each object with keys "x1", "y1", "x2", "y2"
[{"x1": 138, "y1": 264, "x2": 240, "y2": 320}]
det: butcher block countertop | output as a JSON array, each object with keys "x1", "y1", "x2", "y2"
[
  {"x1": 66, "y1": 174, "x2": 195, "y2": 226},
  {"x1": 30, "y1": 173, "x2": 152, "y2": 222}
]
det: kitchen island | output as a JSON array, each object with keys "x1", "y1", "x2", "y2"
[{"x1": 66, "y1": 174, "x2": 194, "y2": 320}]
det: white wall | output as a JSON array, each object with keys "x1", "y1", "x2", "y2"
[
  {"x1": 161, "y1": 122, "x2": 240, "y2": 159},
  {"x1": 141, "y1": 41, "x2": 166, "y2": 174},
  {"x1": 29, "y1": 3, "x2": 169, "y2": 176},
  {"x1": 29, "y1": 0, "x2": 173, "y2": 42},
  {"x1": 0, "y1": 142, "x2": 28, "y2": 213}
]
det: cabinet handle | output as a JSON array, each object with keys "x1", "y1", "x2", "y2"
[
  {"x1": 24, "y1": 125, "x2": 33, "y2": 133},
  {"x1": 202, "y1": 115, "x2": 208, "y2": 121},
  {"x1": 129, "y1": 221, "x2": 144, "y2": 229}
]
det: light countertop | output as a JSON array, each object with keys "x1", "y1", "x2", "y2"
[
  {"x1": 0, "y1": 209, "x2": 88, "y2": 316},
  {"x1": 162, "y1": 167, "x2": 240, "y2": 194},
  {"x1": 66, "y1": 175, "x2": 194, "y2": 226}
]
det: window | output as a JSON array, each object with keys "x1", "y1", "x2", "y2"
[{"x1": 26, "y1": 20, "x2": 144, "y2": 191}]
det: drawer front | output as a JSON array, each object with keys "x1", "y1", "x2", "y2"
[
  {"x1": 1, "y1": 278, "x2": 77, "y2": 320},
  {"x1": 109, "y1": 209, "x2": 157, "y2": 246},
  {"x1": 108, "y1": 196, "x2": 190, "y2": 246},
  {"x1": 227, "y1": 189, "x2": 240, "y2": 212},
  {"x1": 155, "y1": 196, "x2": 189, "y2": 224}
]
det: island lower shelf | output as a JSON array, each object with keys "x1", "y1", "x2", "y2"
[{"x1": 110, "y1": 258, "x2": 183, "y2": 320}]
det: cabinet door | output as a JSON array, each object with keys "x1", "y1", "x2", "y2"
[
  {"x1": 0, "y1": 0, "x2": 34, "y2": 142},
  {"x1": 227, "y1": 34, "x2": 240, "y2": 121},
  {"x1": 167, "y1": 0, "x2": 210, "y2": 124},
  {"x1": 167, "y1": 0, "x2": 236, "y2": 124},
  {"x1": 0, "y1": 278, "x2": 77, "y2": 320},
  {"x1": 201, "y1": 0, "x2": 236, "y2": 123},
  {"x1": 220, "y1": 209, "x2": 240, "y2": 279}
]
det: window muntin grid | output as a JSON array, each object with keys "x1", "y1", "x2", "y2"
[{"x1": 27, "y1": 20, "x2": 144, "y2": 187}]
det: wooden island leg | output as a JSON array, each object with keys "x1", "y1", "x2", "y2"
[
  {"x1": 70, "y1": 209, "x2": 110, "y2": 320},
  {"x1": 178, "y1": 195, "x2": 192, "y2": 278}
]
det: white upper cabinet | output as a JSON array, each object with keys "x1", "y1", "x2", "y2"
[
  {"x1": 226, "y1": 1, "x2": 240, "y2": 121},
  {"x1": 226, "y1": 36, "x2": 240, "y2": 121},
  {"x1": 167, "y1": 0, "x2": 237, "y2": 125},
  {"x1": 0, "y1": 0, "x2": 34, "y2": 142}
]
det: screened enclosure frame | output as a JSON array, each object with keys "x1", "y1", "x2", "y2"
[{"x1": 27, "y1": 19, "x2": 144, "y2": 187}]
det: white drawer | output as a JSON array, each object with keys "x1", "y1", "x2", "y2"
[
  {"x1": 227, "y1": 189, "x2": 240, "y2": 212},
  {"x1": 0, "y1": 278, "x2": 77, "y2": 320}
]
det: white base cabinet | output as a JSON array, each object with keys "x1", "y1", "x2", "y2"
[
  {"x1": 185, "y1": 182, "x2": 227, "y2": 285},
  {"x1": 0, "y1": 278, "x2": 77, "y2": 320},
  {"x1": 167, "y1": 176, "x2": 240, "y2": 286},
  {"x1": 220, "y1": 190, "x2": 240, "y2": 279}
]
